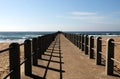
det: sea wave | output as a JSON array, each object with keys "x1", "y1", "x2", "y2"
[
  {"x1": 0, "y1": 39, "x2": 25, "y2": 43},
  {"x1": 0, "y1": 35, "x2": 42, "y2": 43},
  {"x1": 0, "y1": 32, "x2": 54, "y2": 43}
]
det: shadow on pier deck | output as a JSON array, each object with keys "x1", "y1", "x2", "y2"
[{"x1": 21, "y1": 34, "x2": 120, "y2": 79}]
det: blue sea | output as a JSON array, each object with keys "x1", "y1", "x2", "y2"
[
  {"x1": 0, "y1": 31, "x2": 120, "y2": 43},
  {"x1": 0, "y1": 32, "x2": 55, "y2": 43},
  {"x1": 67, "y1": 31, "x2": 120, "y2": 35}
]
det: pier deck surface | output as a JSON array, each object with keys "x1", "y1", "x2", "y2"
[{"x1": 22, "y1": 34, "x2": 120, "y2": 79}]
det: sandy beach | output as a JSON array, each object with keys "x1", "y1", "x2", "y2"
[
  {"x1": 0, "y1": 43, "x2": 9, "y2": 78},
  {"x1": 0, "y1": 42, "x2": 24, "y2": 79}
]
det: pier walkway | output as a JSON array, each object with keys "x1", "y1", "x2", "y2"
[{"x1": 21, "y1": 34, "x2": 119, "y2": 79}]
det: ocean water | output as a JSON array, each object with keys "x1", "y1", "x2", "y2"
[
  {"x1": 0, "y1": 32, "x2": 54, "y2": 43},
  {"x1": 0, "y1": 31, "x2": 120, "y2": 43},
  {"x1": 68, "y1": 31, "x2": 120, "y2": 35},
  {"x1": 67, "y1": 31, "x2": 120, "y2": 37}
]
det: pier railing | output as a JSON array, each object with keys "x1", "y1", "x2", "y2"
[
  {"x1": 0, "y1": 32, "x2": 57, "y2": 79},
  {"x1": 64, "y1": 33, "x2": 120, "y2": 76}
]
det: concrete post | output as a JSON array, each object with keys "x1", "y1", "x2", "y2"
[
  {"x1": 96, "y1": 37, "x2": 102, "y2": 65},
  {"x1": 89, "y1": 36, "x2": 94, "y2": 59},
  {"x1": 106, "y1": 38, "x2": 114, "y2": 75}
]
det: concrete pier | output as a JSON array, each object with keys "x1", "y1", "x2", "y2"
[{"x1": 21, "y1": 34, "x2": 119, "y2": 79}]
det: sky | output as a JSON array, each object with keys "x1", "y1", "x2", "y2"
[{"x1": 0, "y1": 0, "x2": 120, "y2": 31}]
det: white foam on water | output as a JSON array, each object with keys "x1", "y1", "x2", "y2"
[{"x1": 0, "y1": 39, "x2": 25, "y2": 43}]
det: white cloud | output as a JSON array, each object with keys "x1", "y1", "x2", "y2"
[
  {"x1": 56, "y1": 11, "x2": 106, "y2": 24},
  {"x1": 70, "y1": 11, "x2": 96, "y2": 16},
  {"x1": 68, "y1": 15, "x2": 105, "y2": 20},
  {"x1": 69, "y1": 11, "x2": 105, "y2": 20},
  {"x1": 56, "y1": 11, "x2": 120, "y2": 31}
]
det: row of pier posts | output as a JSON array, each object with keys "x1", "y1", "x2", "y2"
[
  {"x1": 4, "y1": 32, "x2": 58, "y2": 79},
  {"x1": 64, "y1": 33, "x2": 115, "y2": 76},
  {"x1": 64, "y1": 33, "x2": 94, "y2": 59}
]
